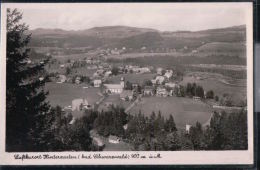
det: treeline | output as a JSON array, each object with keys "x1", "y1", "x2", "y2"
[
  {"x1": 17, "y1": 106, "x2": 98, "y2": 151},
  {"x1": 174, "y1": 82, "x2": 209, "y2": 99},
  {"x1": 93, "y1": 106, "x2": 127, "y2": 137},
  {"x1": 125, "y1": 109, "x2": 247, "y2": 151},
  {"x1": 85, "y1": 105, "x2": 247, "y2": 151}
]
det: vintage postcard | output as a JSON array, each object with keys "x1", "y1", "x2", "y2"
[{"x1": 0, "y1": 2, "x2": 254, "y2": 165}]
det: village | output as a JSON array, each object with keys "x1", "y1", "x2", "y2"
[{"x1": 34, "y1": 50, "x2": 247, "y2": 150}]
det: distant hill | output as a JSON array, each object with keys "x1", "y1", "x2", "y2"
[
  {"x1": 28, "y1": 25, "x2": 246, "y2": 51},
  {"x1": 76, "y1": 26, "x2": 157, "y2": 38},
  {"x1": 196, "y1": 25, "x2": 246, "y2": 33}
]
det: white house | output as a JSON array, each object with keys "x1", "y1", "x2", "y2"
[
  {"x1": 156, "y1": 86, "x2": 168, "y2": 97},
  {"x1": 138, "y1": 67, "x2": 151, "y2": 74},
  {"x1": 108, "y1": 135, "x2": 120, "y2": 144},
  {"x1": 165, "y1": 82, "x2": 177, "y2": 88},
  {"x1": 156, "y1": 67, "x2": 163, "y2": 75},
  {"x1": 94, "y1": 79, "x2": 102, "y2": 87},
  {"x1": 104, "y1": 77, "x2": 125, "y2": 94},
  {"x1": 143, "y1": 86, "x2": 154, "y2": 96},
  {"x1": 164, "y1": 70, "x2": 173, "y2": 79},
  {"x1": 93, "y1": 137, "x2": 105, "y2": 148},
  {"x1": 193, "y1": 96, "x2": 201, "y2": 101},
  {"x1": 39, "y1": 77, "x2": 44, "y2": 81},
  {"x1": 154, "y1": 76, "x2": 165, "y2": 85},
  {"x1": 186, "y1": 124, "x2": 191, "y2": 134},
  {"x1": 104, "y1": 71, "x2": 112, "y2": 77}
]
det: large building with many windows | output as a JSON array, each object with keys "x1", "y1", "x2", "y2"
[{"x1": 104, "y1": 77, "x2": 125, "y2": 94}]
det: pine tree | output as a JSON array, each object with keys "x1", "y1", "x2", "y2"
[
  {"x1": 165, "y1": 132, "x2": 181, "y2": 151},
  {"x1": 165, "y1": 114, "x2": 177, "y2": 132},
  {"x1": 6, "y1": 8, "x2": 50, "y2": 151},
  {"x1": 189, "y1": 122, "x2": 204, "y2": 150}
]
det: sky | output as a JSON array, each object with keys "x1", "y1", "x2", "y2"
[{"x1": 3, "y1": 3, "x2": 251, "y2": 31}]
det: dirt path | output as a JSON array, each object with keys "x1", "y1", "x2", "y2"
[{"x1": 125, "y1": 94, "x2": 142, "y2": 113}]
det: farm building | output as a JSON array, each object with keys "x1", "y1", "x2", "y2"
[
  {"x1": 164, "y1": 70, "x2": 173, "y2": 79},
  {"x1": 156, "y1": 67, "x2": 163, "y2": 75},
  {"x1": 139, "y1": 67, "x2": 151, "y2": 74},
  {"x1": 72, "y1": 98, "x2": 92, "y2": 111},
  {"x1": 165, "y1": 82, "x2": 177, "y2": 88},
  {"x1": 153, "y1": 76, "x2": 165, "y2": 85},
  {"x1": 93, "y1": 137, "x2": 105, "y2": 148},
  {"x1": 86, "y1": 58, "x2": 93, "y2": 64},
  {"x1": 143, "y1": 86, "x2": 154, "y2": 96},
  {"x1": 193, "y1": 96, "x2": 201, "y2": 101},
  {"x1": 131, "y1": 66, "x2": 140, "y2": 72},
  {"x1": 39, "y1": 77, "x2": 44, "y2": 81},
  {"x1": 57, "y1": 75, "x2": 66, "y2": 83},
  {"x1": 132, "y1": 67, "x2": 150, "y2": 74},
  {"x1": 104, "y1": 71, "x2": 112, "y2": 77},
  {"x1": 120, "y1": 90, "x2": 134, "y2": 101},
  {"x1": 75, "y1": 76, "x2": 81, "y2": 84},
  {"x1": 108, "y1": 135, "x2": 120, "y2": 144},
  {"x1": 104, "y1": 77, "x2": 125, "y2": 94},
  {"x1": 156, "y1": 86, "x2": 168, "y2": 97},
  {"x1": 94, "y1": 79, "x2": 102, "y2": 87}
]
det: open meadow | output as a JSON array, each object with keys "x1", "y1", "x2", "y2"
[
  {"x1": 45, "y1": 82, "x2": 102, "y2": 107},
  {"x1": 128, "y1": 96, "x2": 212, "y2": 128}
]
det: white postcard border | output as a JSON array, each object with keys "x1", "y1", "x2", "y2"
[{"x1": 0, "y1": 2, "x2": 254, "y2": 165}]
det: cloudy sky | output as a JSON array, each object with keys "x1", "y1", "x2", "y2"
[{"x1": 3, "y1": 3, "x2": 251, "y2": 31}]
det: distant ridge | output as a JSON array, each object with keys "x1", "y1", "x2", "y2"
[
  {"x1": 29, "y1": 25, "x2": 246, "y2": 50},
  {"x1": 29, "y1": 24, "x2": 246, "y2": 35}
]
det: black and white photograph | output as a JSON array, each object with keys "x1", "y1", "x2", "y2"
[{"x1": 0, "y1": 2, "x2": 254, "y2": 165}]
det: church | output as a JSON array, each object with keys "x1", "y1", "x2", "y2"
[{"x1": 103, "y1": 77, "x2": 125, "y2": 94}]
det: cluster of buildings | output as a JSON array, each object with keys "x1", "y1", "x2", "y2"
[
  {"x1": 124, "y1": 65, "x2": 151, "y2": 74},
  {"x1": 144, "y1": 68, "x2": 179, "y2": 97}
]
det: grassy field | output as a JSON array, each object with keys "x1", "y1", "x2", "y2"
[
  {"x1": 197, "y1": 42, "x2": 246, "y2": 57},
  {"x1": 128, "y1": 96, "x2": 212, "y2": 128},
  {"x1": 107, "y1": 73, "x2": 156, "y2": 85},
  {"x1": 180, "y1": 72, "x2": 247, "y2": 105},
  {"x1": 45, "y1": 82, "x2": 102, "y2": 107}
]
